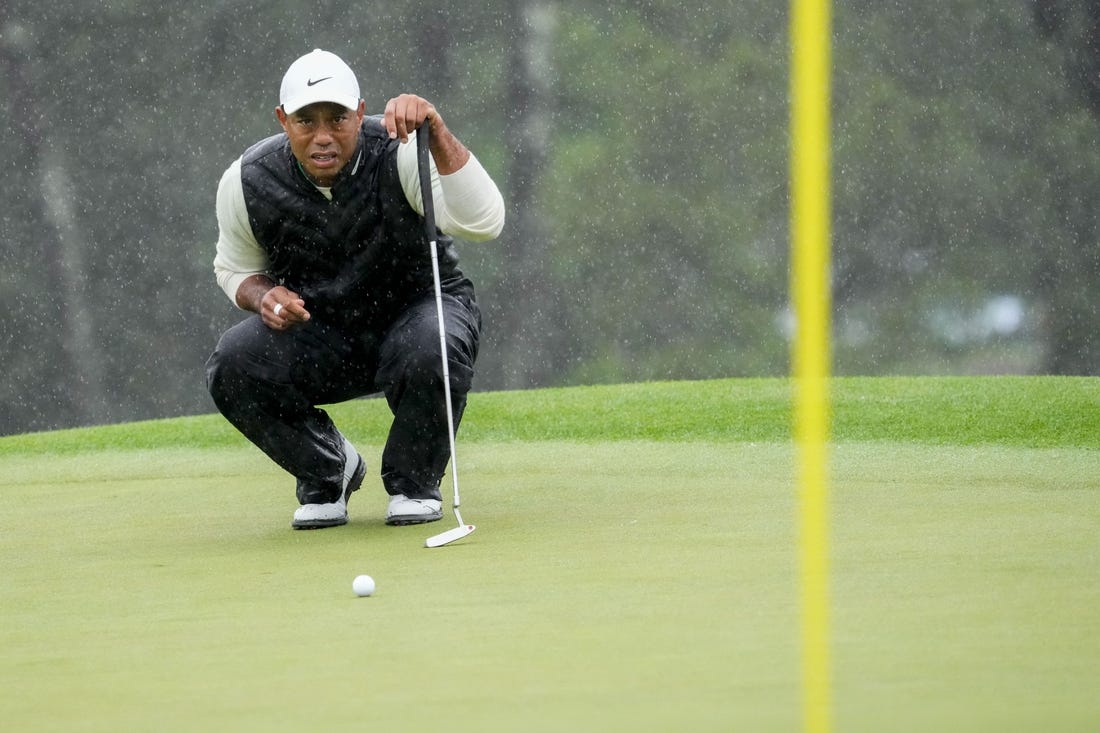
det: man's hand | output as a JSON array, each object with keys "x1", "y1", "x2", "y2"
[
  {"x1": 383, "y1": 94, "x2": 471, "y2": 174},
  {"x1": 262, "y1": 286, "x2": 310, "y2": 330},
  {"x1": 383, "y1": 93, "x2": 437, "y2": 143},
  {"x1": 234, "y1": 275, "x2": 310, "y2": 330}
]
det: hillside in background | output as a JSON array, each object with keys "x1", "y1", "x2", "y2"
[{"x1": 2, "y1": 377, "x2": 1097, "y2": 451}]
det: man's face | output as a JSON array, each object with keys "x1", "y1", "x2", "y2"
[{"x1": 276, "y1": 100, "x2": 366, "y2": 187}]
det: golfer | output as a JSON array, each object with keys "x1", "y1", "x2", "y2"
[{"x1": 205, "y1": 49, "x2": 505, "y2": 529}]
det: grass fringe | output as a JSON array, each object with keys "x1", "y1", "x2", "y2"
[{"x1": 1, "y1": 376, "x2": 1097, "y2": 455}]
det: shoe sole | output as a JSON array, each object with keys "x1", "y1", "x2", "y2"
[
  {"x1": 292, "y1": 516, "x2": 349, "y2": 530},
  {"x1": 384, "y1": 511, "x2": 443, "y2": 527},
  {"x1": 291, "y1": 454, "x2": 366, "y2": 530}
]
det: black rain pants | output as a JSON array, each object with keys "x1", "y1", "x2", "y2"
[{"x1": 205, "y1": 292, "x2": 480, "y2": 505}]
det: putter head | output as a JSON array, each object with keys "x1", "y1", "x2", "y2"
[{"x1": 425, "y1": 524, "x2": 476, "y2": 548}]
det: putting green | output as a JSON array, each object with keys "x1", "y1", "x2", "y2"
[{"x1": 1, "y1": 378, "x2": 1097, "y2": 731}]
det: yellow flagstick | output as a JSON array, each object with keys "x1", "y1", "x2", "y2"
[{"x1": 790, "y1": 1, "x2": 833, "y2": 732}]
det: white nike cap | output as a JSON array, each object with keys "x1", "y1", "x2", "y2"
[{"x1": 279, "y1": 49, "x2": 361, "y2": 114}]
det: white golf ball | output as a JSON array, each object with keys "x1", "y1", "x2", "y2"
[{"x1": 352, "y1": 574, "x2": 376, "y2": 597}]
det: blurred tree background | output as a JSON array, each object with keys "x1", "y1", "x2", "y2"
[{"x1": 0, "y1": 0, "x2": 1096, "y2": 435}]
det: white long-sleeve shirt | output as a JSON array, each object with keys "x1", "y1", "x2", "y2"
[{"x1": 213, "y1": 130, "x2": 505, "y2": 305}]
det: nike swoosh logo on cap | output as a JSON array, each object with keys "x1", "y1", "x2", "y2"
[{"x1": 306, "y1": 76, "x2": 333, "y2": 86}]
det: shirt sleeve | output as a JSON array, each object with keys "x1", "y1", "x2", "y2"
[
  {"x1": 213, "y1": 158, "x2": 270, "y2": 306},
  {"x1": 396, "y1": 131, "x2": 506, "y2": 242}
]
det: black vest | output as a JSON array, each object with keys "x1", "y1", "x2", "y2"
[{"x1": 239, "y1": 115, "x2": 470, "y2": 330}]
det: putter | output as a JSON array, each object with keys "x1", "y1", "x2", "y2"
[{"x1": 416, "y1": 121, "x2": 476, "y2": 549}]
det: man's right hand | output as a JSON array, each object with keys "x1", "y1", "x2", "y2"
[
  {"x1": 234, "y1": 274, "x2": 310, "y2": 330},
  {"x1": 262, "y1": 286, "x2": 310, "y2": 330}
]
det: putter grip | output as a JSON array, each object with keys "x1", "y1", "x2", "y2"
[{"x1": 416, "y1": 121, "x2": 436, "y2": 240}]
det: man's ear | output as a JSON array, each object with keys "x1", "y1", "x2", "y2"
[{"x1": 275, "y1": 105, "x2": 290, "y2": 132}]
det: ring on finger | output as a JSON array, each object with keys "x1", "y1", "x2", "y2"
[{"x1": 273, "y1": 303, "x2": 283, "y2": 316}]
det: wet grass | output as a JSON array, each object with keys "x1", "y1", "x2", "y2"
[
  {"x1": 0, "y1": 377, "x2": 1097, "y2": 731},
  {"x1": 3, "y1": 376, "x2": 1098, "y2": 453}
]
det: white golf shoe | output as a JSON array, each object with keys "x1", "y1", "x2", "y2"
[
  {"x1": 385, "y1": 494, "x2": 443, "y2": 525},
  {"x1": 291, "y1": 437, "x2": 366, "y2": 530}
]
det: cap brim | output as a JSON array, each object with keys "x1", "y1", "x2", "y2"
[{"x1": 282, "y1": 94, "x2": 360, "y2": 115}]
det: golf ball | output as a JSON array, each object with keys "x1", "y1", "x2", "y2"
[{"x1": 352, "y1": 574, "x2": 376, "y2": 597}]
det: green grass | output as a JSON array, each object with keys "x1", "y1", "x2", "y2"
[
  {"x1": 3, "y1": 376, "x2": 1098, "y2": 454},
  {"x1": 1, "y1": 377, "x2": 1098, "y2": 732}
]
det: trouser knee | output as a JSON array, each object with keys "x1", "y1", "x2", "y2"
[
  {"x1": 204, "y1": 345, "x2": 237, "y2": 408},
  {"x1": 403, "y1": 343, "x2": 474, "y2": 394},
  {"x1": 204, "y1": 332, "x2": 267, "y2": 413}
]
